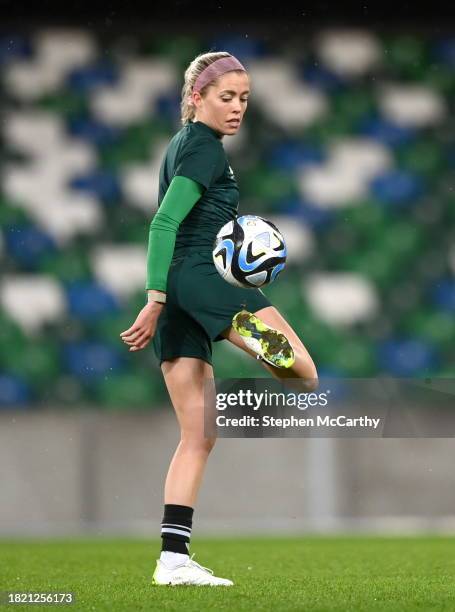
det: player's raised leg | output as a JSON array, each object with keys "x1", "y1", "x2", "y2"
[
  {"x1": 224, "y1": 306, "x2": 318, "y2": 392},
  {"x1": 152, "y1": 356, "x2": 233, "y2": 586}
]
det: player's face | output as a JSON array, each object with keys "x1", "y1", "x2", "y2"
[{"x1": 193, "y1": 71, "x2": 250, "y2": 136}]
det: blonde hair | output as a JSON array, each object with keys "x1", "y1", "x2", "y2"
[{"x1": 180, "y1": 51, "x2": 243, "y2": 126}]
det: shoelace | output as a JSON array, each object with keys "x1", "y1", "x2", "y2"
[{"x1": 186, "y1": 553, "x2": 214, "y2": 575}]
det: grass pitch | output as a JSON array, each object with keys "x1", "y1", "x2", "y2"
[{"x1": 1, "y1": 536, "x2": 455, "y2": 611}]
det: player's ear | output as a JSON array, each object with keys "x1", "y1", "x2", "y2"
[{"x1": 190, "y1": 91, "x2": 203, "y2": 109}]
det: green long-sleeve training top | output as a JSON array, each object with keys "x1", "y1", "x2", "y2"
[{"x1": 145, "y1": 120, "x2": 240, "y2": 292}]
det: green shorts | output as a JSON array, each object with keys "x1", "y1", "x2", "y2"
[{"x1": 152, "y1": 250, "x2": 272, "y2": 366}]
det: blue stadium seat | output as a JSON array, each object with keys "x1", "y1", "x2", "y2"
[
  {"x1": 370, "y1": 170, "x2": 425, "y2": 205},
  {"x1": 432, "y1": 279, "x2": 455, "y2": 312},
  {"x1": 66, "y1": 62, "x2": 119, "y2": 92},
  {"x1": 207, "y1": 36, "x2": 267, "y2": 60},
  {"x1": 3, "y1": 224, "x2": 57, "y2": 269},
  {"x1": 0, "y1": 372, "x2": 31, "y2": 407},
  {"x1": 65, "y1": 281, "x2": 121, "y2": 322},
  {"x1": 0, "y1": 34, "x2": 31, "y2": 64},
  {"x1": 357, "y1": 116, "x2": 417, "y2": 147},
  {"x1": 155, "y1": 93, "x2": 181, "y2": 122},
  {"x1": 377, "y1": 338, "x2": 439, "y2": 376},
  {"x1": 67, "y1": 116, "x2": 123, "y2": 146},
  {"x1": 433, "y1": 37, "x2": 455, "y2": 67},
  {"x1": 62, "y1": 340, "x2": 125, "y2": 380},
  {"x1": 280, "y1": 197, "x2": 335, "y2": 230},
  {"x1": 446, "y1": 145, "x2": 455, "y2": 169},
  {"x1": 69, "y1": 170, "x2": 121, "y2": 201},
  {"x1": 267, "y1": 141, "x2": 326, "y2": 171},
  {"x1": 300, "y1": 63, "x2": 345, "y2": 91}
]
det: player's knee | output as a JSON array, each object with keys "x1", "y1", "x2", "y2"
[
  {"x1": 303, "y1": 374, "x2": 319, "y2": 392},
  {"x1": 181, "y1": 435, "x2": 217, "y2": 455},
  {"x1": 292, "y1": 348, "x2": 319, "y2": 391},
  {"x1": 200, "y1": 436, "x2": 217, "y2": 454}
]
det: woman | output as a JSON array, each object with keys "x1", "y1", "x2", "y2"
[{"x1": 120, "y1": 52, "x2": 318, "y2": 586}]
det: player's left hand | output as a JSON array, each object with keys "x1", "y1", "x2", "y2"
[{"x1": 119, "y1": 302, "x2": 164, "y2": 351}]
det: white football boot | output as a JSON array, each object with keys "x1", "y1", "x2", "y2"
[{"x1": 152, "y1": 553, "x2": 234, "y2": 586}]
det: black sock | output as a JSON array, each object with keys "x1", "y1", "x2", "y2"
[{"x1": 161, "y1": 504, "x2": 194, "y2": 554}]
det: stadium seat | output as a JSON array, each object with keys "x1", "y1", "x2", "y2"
[
  {"x1": 267, "y1": 141, "x2": 326, "y2": 171},
  {"x1": 431, "y1": 279, "x2": 455, "y2": 312},
  {"x1": 432, "y1": 37, "x2": 455, "y2": 68},
  {"x1": 377, "y1": 338, "x2": 439, "y2": 376},
  {"x1": 4, "y1": 339, "x2": 60, "y2": 392},
  {"x1": 357, "y1": 116, "x2": 417, "y2": 147},
  {"x1": 0, "y1": 372, "x2": 31, "y2": 407},
  {"x1": 40, "y1": 246, "x2": 93, "y2": 283},
  {"x1": 305, "y1": 272, "x2": 379, "y2": 327},
  {"x1": 404, "y1": 309, "x2": 455, "y2": 351},
  {"x1": 69, "y1": 170, "x2": 121, "y2": 202},
  {"x1": 299, "y1": 164, "x2": 367, "y2": 207},
  {"x1": 65, "y1": 281, "x2": 121, "y2": 322},
  {"x1": 0, "y1": 34, "x2": 31, "y2": 65},
  {"x1": 66, "y1": 62, "x2": 119, "y2": 93},
  {"x1": 315, "y1": 29, "x2": 382, "y2": 77},
  {"x1": 95, "y1": 372, "x2": 167, "y2": 408},
  {"x1": 35, "y1": 29, "x2": 96, "y2": 71},
  {"x1": 266, "y1": 216, "x2": 314, "y2": 263},
  {"x1": 62, "y1": 340, "x2": 125, "y2": 380},
  {"x1": 68, "y1": 116, "x2": 123, "y2": 146},
  {"x1": 0, "y1": 275, "x2": 66, "y2": 333},
  {"x1": 384, "y1": 35, "x2": 428, "y2": 78},
  {"x1": 301, "y1": 63, "x2": 345, "y2": 92},
  {"x1": 0, "y1": 311, "x2": 28, "y2": 366},
  {"x1": 328, "y1": 336, "x2": 378, "y2": 376},
  {"x1": 4, "y1": 111, "x2": 65, "y2": 155},
  {"x1": 370, "y1": 170, "x2": 425, "y2": 205},
  {"x1": 379, "y1": 85, "x2": 446, "y2": 128},
  {"x1": 91, "y1": 244, "x2": 146, "y2": 298},
  {"x1": 3, "y1": 223, "x2": 57, "y2": 269},
  {"x1": 280, "y1": 197, "x2": 335, "y2": 230}
]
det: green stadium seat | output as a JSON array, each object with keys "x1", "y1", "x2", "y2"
[
  {"x1": 338, "y1": 202, "x2": 389, "y2": 241},
  {"x1": 292, "y1": 315, "x2": 346, "y2": 365},
  {"x1": 153, "y1": 36, "x2": 202, "y2": 68},
  {"x1": 242, "y1": 166, "x2": 298, "y2": 204},
  {"x1": 404, "y1": 309, "x2": 455, "y2": 351},
  {"x1": 373, "y1": 221, "x2": 423, "y2": 262},
  {"x1": 0, "y1": 312, "x2": 28, "y2": 366},
  {"x1": 0, "y1": 198, "x2": 31, "y2": 225},
  {"x1": 96, "y1": 371, "x2": 167, "y2": 408},
  {"x1": 99, "y1": 120, "x2": 169, "y2": 167},
  {"x1": 212, "y1": 341, "x2": 267, "y2": 379},
  {"x1": 36, "y1": 92, "x2": 87, "y2": 117},
  {"x1": 303, "y1": 113, "x2": 355, "y2": 145},
  {"x1": 92, "y1": 311, "x2": 141, "y2": 345},
  {"x1": 112, "y1": 212, "x2": 149, "y2": 244},
  {"x1": 331, "y1": 90, "x2": 376, "y2": 122},
  {"x1": 397, "y1": 139, "x2": 445, "y2": 176},
  {"x1": 4, "y1": 339, "x2": 60, "y2": 392},
  {"x1": 424, "y1": 64, "x2": 455, "y2": 96},
  {"x1": 383, "y1": 35, "x2": 428, "y2": 78},
  {"x1": 340, "y1": 248, "x2": 397, "y2": 289},
  {"x1": 40, "y1": 247, "x2": 93, "y2": 282},
  {"x1": 45, "y1": 375, "x2": 87, "y2": 406},
  {"x1": 326, "y1": 336, "x2": 377, "y2": 376}
]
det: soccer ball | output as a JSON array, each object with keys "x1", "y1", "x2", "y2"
[{"x1": 212, "y1": 215, "x2": 287, "y2": 288}]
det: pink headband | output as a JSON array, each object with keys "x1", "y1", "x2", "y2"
[{"x1": 193, "y1": 56, "x2": 246, "y2": 93}]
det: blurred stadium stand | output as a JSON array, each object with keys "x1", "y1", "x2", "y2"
[{"x1": 1, "y1": 23, "x2": 455, "y2": 408}]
